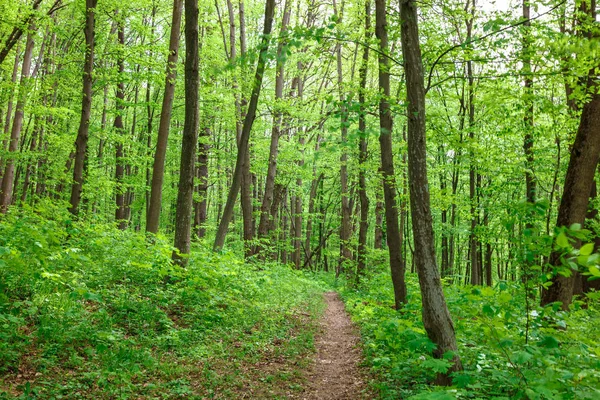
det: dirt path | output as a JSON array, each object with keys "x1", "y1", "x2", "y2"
[{"x1": 297, "y1": 292, "x2": 371, "y2": 400}]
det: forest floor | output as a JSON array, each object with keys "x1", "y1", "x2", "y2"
[{"x1": 294, "y1": 291, "x2": 372, "y2": 400}]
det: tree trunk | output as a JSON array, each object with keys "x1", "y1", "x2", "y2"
[
  {"x1": 333, "y1": 0, "x2": 352, "y2": 276},
  {"x1": 172, "y1": 0, "x2": 200, "y2": 265},
  {"x1": 374, "y1": 191, "x2": 384, "y2": 249},
  {"x1": 114, "y1": 19, "x2": 127, "y2": 230},
  {"x1": 213, "y1": 0, "x2": 275, "y2": 251},
  {"x1": 194, "y1": 127, "x2": 210, "y2": 238},
  {"x1": 356, "y1": 0, "x2": 371, "y2": 282},
  {"x1": 255, "y1": 0, "x2": 291, "y2": 256},
  {"x1": 375, "y1": 0, "x2": 407, "y2": 308},
  {"x1": 400, "y1": 0, "x2": 462, "y2": 384},
  {"x1": 0, "y1": 25, "x2": 36, "y2": 212},
  {"x1": 146, "y1": 0, "x2": 183, "y2": 234},
  {"x1": 541, "y1": 90, "x2": 600, "y2": 309}
]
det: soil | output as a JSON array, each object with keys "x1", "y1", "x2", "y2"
[{"x1": 296, "y1": 291, "x2": 372, "y2": 400}]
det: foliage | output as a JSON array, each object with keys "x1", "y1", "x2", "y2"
[
  {"x1": 333, "y1": 259, "x2": 600, "y2": 399},
  {"x1": 0, "y1": 205, "x2": 326, "y2": 398}
]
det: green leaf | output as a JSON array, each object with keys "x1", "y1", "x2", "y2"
[
  {"x1": 421, "y1": 358, "x2": 451, "y2": 374},
  {"x1": 580, "y1": 243, "x2": 595, "y2": 256},
  {"x1": 538, "y1": 335, "x2": 560, "y2": 349},
  {"x1": 556, "y1": 232, "x2": 569, "y2": 248}
]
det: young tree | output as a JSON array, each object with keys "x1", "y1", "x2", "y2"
[
  {"x1": 356, "y1": 0, "x2": 371, "y2": 282},
  {"x1": 213, "y1": 0, "x2": 276, "y2": 251}
]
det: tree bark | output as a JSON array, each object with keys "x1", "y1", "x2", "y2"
[
  {"x1": 356, "y1": 0, "x2": 371, "y2": 282},
  {"x1": 146, "y1": 0, "x2": 183, "y2": 233},
  {"x1": 541, "y1": 90, "x2": 600, "y2": 309},
  {"x1": 114, "y1": 18, "x2": 128, "y2": 229},
  {"x1": 172, "y1": 0, "x2": 200, "y2": 265},
  {"x1": 400, "y1": 0, "x2": 462, "y2": 384},
  {"x1": 255, "y1": 0, "x2": 291, "y2": 256},
  {"x1": 0, "y1": 25, "x2": 36, "y2": 212},
  {"x1": 333, "y1": 0, "x2": 352, "y2": 276},
  {"x1": 194, "y1": 127, "x2": 210, "y2": 238},
  {"x1": 213, "y1": 0, "x2": 275, "y2": 251},
  {"x1": 375, "y1": 0, "x2": 406, "y2": 308}
]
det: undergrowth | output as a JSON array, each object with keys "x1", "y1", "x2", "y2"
[
  {"x1": 331, "y1": 251, "x2": 600, "y2": 400},
  {"x1": 0, "y1": 202, "x2": 326, "y2": 399}
]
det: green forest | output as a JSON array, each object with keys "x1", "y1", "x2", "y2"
[{"x1": 0, "y1": 0, "x2": 599, "y2": 398}]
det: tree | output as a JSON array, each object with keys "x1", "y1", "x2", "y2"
[
  {"x1": 213, "y1": 0, "x2": 276, "y2": 251},
  {"x1": 399, "y1": 0, "x2": 462, "y2": 384},
  {"x1": 374, "y1": 0, "x2": 406, "y2": 308},
  {"x1": 172, "y1": 0, "x2": 200, "y2": 265},
  {"x1": 146, "y1": 0, "x2": 184, "y2": 234},
  {"x1": 0, "y1": 24, "x2": 37, "y2": 211}
]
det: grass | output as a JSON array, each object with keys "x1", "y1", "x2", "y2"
[{"x1": 0, "y1": 203, "x2": 327, "y2": 399}]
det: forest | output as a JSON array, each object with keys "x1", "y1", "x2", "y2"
[{"x1": 0, "y1": 0, "x2": 599, "y2": 398}]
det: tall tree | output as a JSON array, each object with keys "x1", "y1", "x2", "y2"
[
  {"x1": 356, "y1": 0, "x2": 371, "y2": 282},
  {"x1": 68, "y1": 0, "x2": 97, "y2": 216},
  {"x1": 374, "y1": 0, "x2": 406, "y2": 307},
  {"x1": 213, "y1": 0, "x2": 276, "y2": 251},
  {"x1": 399, "y1": 0, "x2": 462, "y2": 384},
  {"x1": 172, "y1": 0, "x2": 200, "y2": 265},
  {"x1": 146, "y1": 0, "x2": 184, "y2": 233},
  {"x1": 333, "y1": 0, "x2": 353, "y2": 276},
  {"x1": 541, "y1": 90, "x2": 600, "y2": 309},
  {"x1": 114, "y1": 16, "x2": 128, "y2": 229},
  {"x1": 255, "y1": 0, "x2": 291, "y2": 255},
  {"x1": 0, "y1": 25, "x2": 36, "y2": 211}
]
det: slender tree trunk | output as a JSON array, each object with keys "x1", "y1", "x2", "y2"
[
  {"x1": 375, "y1": 0, "x2": 407, "y2": 308},
  {"x1": 0, "y1": 25, "x2": 36, "y2": 212},
  {"x1": 225, "y1": 0, "x2": 254, "y2": 256},
  {"x1": 194, "y1": 127, "x2": 210, "y2": 238},
  {"x1": 374, "y1": 191, "x2": 383, "y2": 249},
  {"x1": 356, "y1": 0, "x2": 371, "y2": 282},
  {"x1": 255, "y1": 0, "x2": 291, "y2": 256},
  {"x1": 114, "y1": 20, "x2": 127, "y2": 229},
  {"x1": 0, "y1": 44, "x2": 21, "y2": 190},
  {"x1": 333, "y1": 0, "x2": 352, "y2": 276},
  {"x1": 213, "y1": 0, "x2": 275, "y2": 251},
  {"x1": 172, "y1": 0, "x2": 201, "y2": 265},
  {"x1": 465, "y1": 0, "x2": 480, "y2": 285},
  {"x1": 400, "y1": 0, "x2": 462, "y2": 384},
  {"x1": 146, "y1": 0, "x2": 183, "y2": 234}
]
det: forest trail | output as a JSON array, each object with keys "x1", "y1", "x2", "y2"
[{"x1": 297, "y1": 292, "x2": 371, "y2": 400}]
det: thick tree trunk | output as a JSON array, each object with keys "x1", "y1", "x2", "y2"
[
  {"x1": 0, "y1": 26, "x2": 36, "y2": 212},
  {"x1": 213, "y1": 0, "x2": 275, "y2": 251},
  {"x1": 146, "y1": 0, "x2": 183, "y2": 234},
  {"x1": 541, "y1": 89, "x2": 600, "y2": 309},
  {"x1": 400, "y1": 0, "x2": 462, "y2": 384},
  {"x1": 356, "y1": 0, "x2": 371, "y2": 282},
  {"x1": 68, "y1": 0, "x2": 97, "y2": 215},
  {"x1": 375, "y1": 0, "x2": 407, "y2": 308},
  {"x1": 172, "y1": 0, "x2": 200, "y2": 265}
]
